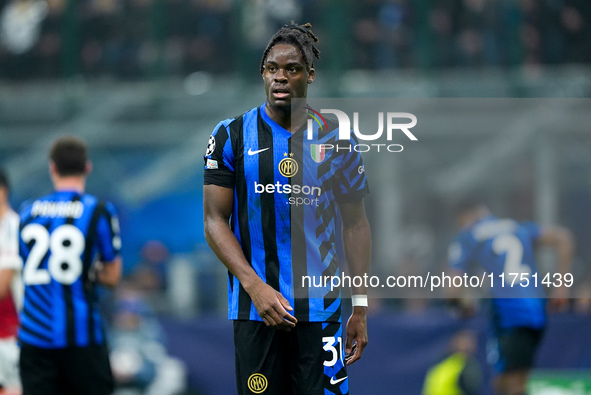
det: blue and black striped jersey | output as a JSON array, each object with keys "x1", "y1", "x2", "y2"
[
  {"x1": 18, "y1": 190, "x2": 121, "y2": 348},
  {"x1": 204, "y1": 103, "x2": 369, "y2": 322},
  {"x1": 448, "y1": 215, "x2": 546, "y2": 329}
]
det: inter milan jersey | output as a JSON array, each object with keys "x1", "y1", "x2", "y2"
[
  {"x1": 204, "y1": 103, "x2": 369, "y2": 322},
  {"x1": 18, "y1": 190, "x2": 121, "y2": 348},
  {"x1": 448, "y1": 215, "x2": 546, "y2": 329}
]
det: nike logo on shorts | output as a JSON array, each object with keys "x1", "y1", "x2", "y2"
[{"x1": 330, "y1": 376, "x2": 347, "y2": 385}]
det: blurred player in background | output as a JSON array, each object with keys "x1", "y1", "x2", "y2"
[
  {"x1": 448, "y1": 202, "x2": 573, "y2": 395},
  {"x1": 17, "y1": 136, "x2": 123, "y2": 395},
  {"x1": 422, "y1": 329, "x2": 482, "y2": 395},
  {"x1": 0, "y1": 169, "x2": 22, "y2": 395},
  {"x1": 203, "y1": 22, "x2": 371, "y2": 394}
]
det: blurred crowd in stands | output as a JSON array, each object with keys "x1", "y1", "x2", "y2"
[{"x1": 0, "y1": 0, "x2": 590, "y2": 81}]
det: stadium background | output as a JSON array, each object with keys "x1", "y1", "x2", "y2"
[{"x1": 1, "y1": 0, "x2": 591, "y2": 393}]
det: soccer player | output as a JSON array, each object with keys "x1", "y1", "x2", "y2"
[
  {"x1": 0, "y1": 169, "x2": 22, "y2": 395},
  {"x1": 448, "y1": 202, "x2": 573, "y2": 395},
  {"x1": 203, "y1": 22, "x2": 371, "y2": 394},
  {"x1": 17, "y1": 136, "x2": 123, "y2": 395},
  {"x1": 422, "y1": 330, "x2": 482, "y2": 395}
]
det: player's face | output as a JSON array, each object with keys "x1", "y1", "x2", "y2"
[{"x1": 262, "y1": 43, "x2": 315, "y2": 111}]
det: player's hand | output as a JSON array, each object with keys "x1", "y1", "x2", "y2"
[
  {"x1": 88, "y1": 261, "x2": 103, "y2": 282},
  {"x1": 247, "y1": 280, "x2": 297, "y2": 331},
  {"x1": 345, "y1": 306, "x2": 368, "y2": 365},
  {"x1": 548, "y1": 286, "x2": 570, "y2": 313}
]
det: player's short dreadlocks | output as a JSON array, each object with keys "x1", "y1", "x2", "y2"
[{"x1": 260, "y1": 21, "x2": 320, "y2": 74}]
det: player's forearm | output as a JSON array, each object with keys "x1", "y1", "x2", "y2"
[
  {"x1": 97, "y1": 258, "x2": 122, "y2": 288},
  {"x1": 0, "y1": 269, "x2": 14, "y2": 300},
  {"x1": 0, "y1": 285, "x2": 9, "y2": 300},
  {"x1": 204, "y1": 217, "x2": 262, "y2": 291},
  {"x1": 540, "y1": 227, "x2": 574, "y2": 275},
  {"x1": 556, "y1": 230, "x2": 574, "y2": 276},
  {"x1": 446, "y1": 269, "x2": 465, "y2": 299},
  {"x1": 342, "y1": 217, "x2": 371, "y2": 295}
]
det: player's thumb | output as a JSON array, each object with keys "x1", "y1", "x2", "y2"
[{"x1": 278, "y1": 292, "x2": 293, "y2": 311}]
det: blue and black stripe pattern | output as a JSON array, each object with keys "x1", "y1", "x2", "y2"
[
  {"x1": 449, "y1": 216, "x2": 546, "y2": 330},
  {"x1": 204, "y1": 103, "x2": 369, "y2": 322},
  {"x1": 18, "y1": 191, "x2": 121, "y2": 348}
]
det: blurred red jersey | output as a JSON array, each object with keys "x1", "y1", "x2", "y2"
[{"x1": 0, "y1": 209, "x2": 21, "y2": 339}]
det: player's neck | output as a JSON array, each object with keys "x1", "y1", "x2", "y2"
[
  {"x1": 265, "y1": 101, "x2": 307, "y2": 133},
  {"x1": 265, "y1": 103, "x2": 293, "y2": 131},
  {"x1": 53, "y1": 176, "x2": 86, "y2": 193}
]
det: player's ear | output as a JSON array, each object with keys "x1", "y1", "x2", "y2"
[
  {"x1": 49, "y1": 162, "x2": 58, "y2": 178},
  {"x1": 307, "y1": 67, "x2": 315, "y2": 84},
  {"x1": 85, "y1": 161, "x2": 93, "y2": 176}
]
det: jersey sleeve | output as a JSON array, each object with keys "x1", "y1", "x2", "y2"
[
  {"x1": 0, "y1": 213, "x2": 22, "y2": 270},
  {"x1": 203, "y1": 121, "x2": 236, "y2": 188},
  {"x1": 95, "y1": 202, "x2": 121, "y2": 263},
  {"x1": 333, "y1": 136, "x2": 370, "y2": 203},
  {"x1": 448, "y1": 234, "x2": 472, "y2": 272}
]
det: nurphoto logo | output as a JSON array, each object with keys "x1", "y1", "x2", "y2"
[{"x1": 304, "y1": 106, "x2": 418, "y2": 153}]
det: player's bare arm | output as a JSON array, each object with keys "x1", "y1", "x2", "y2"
[
  {"x1": 537, "y1": 226, "x2": 574, "y2": 277},
  {"x1": 0, "y1": 268, "x2": 15, "y2": 300},
  {"x1": 96, "y1": 257, "x2": 123, "y2": 288},
  {"x1": 203, "y1": 184, "x2": 297, "y2": 331},
  {"x1": 445, "y1": 268, "x2": 478, "y2": 319},
  {"x1": 537, "y1": 225, "x2": 574, "y2": 310},
  {"x1": 339, "y1": 198, "x2": 371, "y2": 365}
]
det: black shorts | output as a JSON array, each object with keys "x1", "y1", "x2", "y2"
[
  {"x1": 19, "y1": 343, "x2": 114, "y2": 395},
  {"x1": 491, "y1": 327, "x2": 545, "y2": 373},
  {"x1": 234, "y1": 320, "x2": 348, "y2": 395}
]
